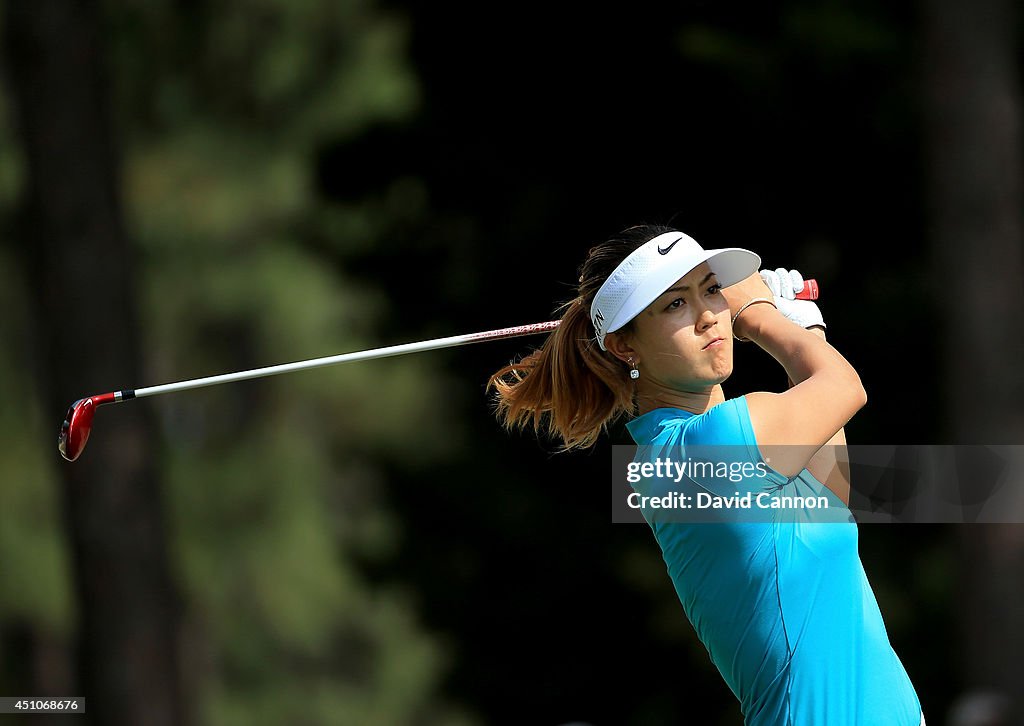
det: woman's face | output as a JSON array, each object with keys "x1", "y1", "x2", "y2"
[{"x1": 618, "y1": 262, "x2": 735, "y2": 389}]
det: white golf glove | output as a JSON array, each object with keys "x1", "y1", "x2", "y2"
[{"x1": 759, "y1": 267, "x2": 826, "y2": 330}]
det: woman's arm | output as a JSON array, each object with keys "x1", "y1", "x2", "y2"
[
  {"x1": 725, "y1": 274, "x2": 866, "y2": 479},
  {"x1": 790, "y1": 327, "x2": 852, "y2": 505}
]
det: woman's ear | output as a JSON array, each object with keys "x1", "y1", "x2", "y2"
[{"x1": 604, "y1": 331, "x2": 638, "y2": 367}]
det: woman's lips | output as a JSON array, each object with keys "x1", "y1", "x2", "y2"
[{"x1": 703, "y1": 338, "x2": 724, "y2": 350}]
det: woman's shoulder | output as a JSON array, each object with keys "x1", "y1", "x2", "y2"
[{"x1": 627, "y1": 398, "x2": 758, "y2": 450}]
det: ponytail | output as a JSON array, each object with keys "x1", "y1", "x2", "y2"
[
  {"x1": 486, "y1": 295, "x2": 636, "y2": 451},
  {"x1": 486, "y1": 223, "x2": 673, "y2": 451}
]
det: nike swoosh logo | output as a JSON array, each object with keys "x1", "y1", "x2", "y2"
[{"x1": 658, "y1": 237, "x2": 682, "y2": 255}]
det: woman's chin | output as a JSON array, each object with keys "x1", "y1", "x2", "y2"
[{"x1": 709, "y1": 361, "x2": 734, "y2": 383}]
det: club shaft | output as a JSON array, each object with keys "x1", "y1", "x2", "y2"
[{"x1": 128, "y1": 319, "x2": 562, "y2": 400}]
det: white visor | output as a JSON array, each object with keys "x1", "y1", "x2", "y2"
[{"x1": 589, "y1": 231, "x2": 761, "y2": 351}]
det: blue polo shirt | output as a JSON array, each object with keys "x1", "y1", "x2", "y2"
[{"x1": 625, "y1": 396, "x2": 921, "y2": 726}]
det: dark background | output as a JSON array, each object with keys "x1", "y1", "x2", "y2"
[{"x1": 1, "y1": 0, "x2": 1021, "y2": 724}]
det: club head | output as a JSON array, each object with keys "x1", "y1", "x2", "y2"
[{"x1": 58, "y1": 398, "x2": 97, "y2": 462}]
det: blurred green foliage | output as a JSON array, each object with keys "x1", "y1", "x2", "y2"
[{"x1": 0, "y1": 1, "x2": 474, "y2": 724}]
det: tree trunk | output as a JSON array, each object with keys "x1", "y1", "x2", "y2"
[
  {"x1": 2, "y1": 2, "x2": 185, "y2": 725},
  {"x1": 922, "y1": 0, "x2": 1024, "y2": 721}
]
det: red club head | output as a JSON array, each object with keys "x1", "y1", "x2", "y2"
[
  {"x1": 59, "y1": 392, "x2": 117, "y2": 461},
  {"x1": 58, "y1": 398, "x2": 97, "y2": 462}
]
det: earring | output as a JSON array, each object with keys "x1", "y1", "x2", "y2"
[{"x1": 628, "y1": 357, "x2": 640, "y2": 380}]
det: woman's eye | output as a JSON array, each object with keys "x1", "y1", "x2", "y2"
[
  {"x1": 708, "y1": 284, "x2": 723, "y2": 294},
  {"x1": 668, "y1": 298, "x2": 685, "y2": 309}
]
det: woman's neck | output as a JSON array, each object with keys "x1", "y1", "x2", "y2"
[{"x1": 636, "y1": 383, "x2": 726, "y2": 416}]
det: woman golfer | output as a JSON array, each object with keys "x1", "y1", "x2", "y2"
[{"x1": 487, "y1": 225, "x2": 924, "y2": 725}]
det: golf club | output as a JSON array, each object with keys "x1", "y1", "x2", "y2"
[
  {"x1": 57, "y1": 278, "x2": 819, "y2": 462},
  {"x1": 58, "y1": 319, "x2": 560, "y2": 462}
]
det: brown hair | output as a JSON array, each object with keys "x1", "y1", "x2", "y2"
[{"x1": 486, "y1": 224, "x2": 675, "y2": 451}]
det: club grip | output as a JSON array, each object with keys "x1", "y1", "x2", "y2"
[{"x1": 795, "y1": 279, "x2": 818, "y2": 300}]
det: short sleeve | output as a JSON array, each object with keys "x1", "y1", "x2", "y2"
[
  {"x1": 680, "y1": 397, "x2": 812, "y2": 493},
  {"x1": 682, "y1": 398, "x2": 763, "y2": 462}
]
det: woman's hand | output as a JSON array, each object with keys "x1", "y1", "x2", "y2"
[{"x1": 760, "y1": 268, "x2": 826, "y2": 330}]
